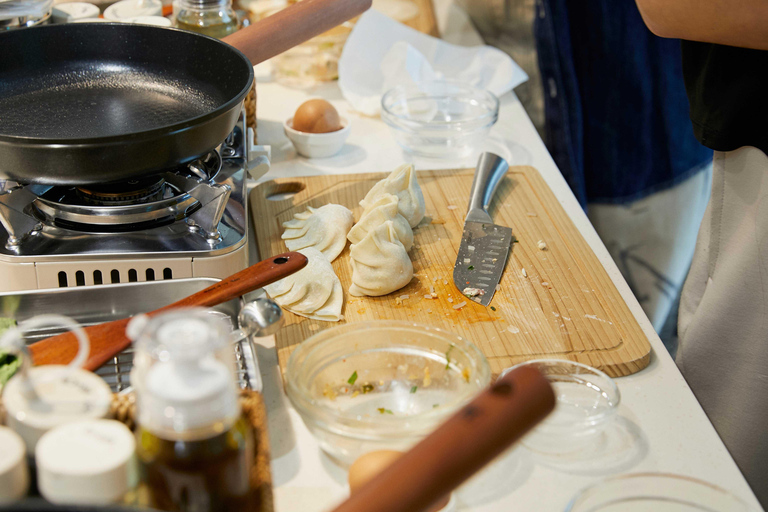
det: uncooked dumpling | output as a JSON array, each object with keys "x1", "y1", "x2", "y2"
[
  {"x1": 282, "y1": 204, "x2": 354, "y2": 262},
  {"x1": 349, "y1": 221, "x2": 413, "y2": 297},
  {"x1": 264, "y1": 247, "x2": 343, "y2": 322},
  {"x1": 347, "y1": 193, "x2": 414, "y2": 251},
  {"x1": 359, "y1": 164, "x2": 425, "y2": 228}
]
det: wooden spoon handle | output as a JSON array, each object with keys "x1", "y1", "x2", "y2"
[
  {"x1": 330, "y1": 366, "x2": 555, "y2": 512},
  {"x1": 223, "y1": 0, "x2": 372, "y2": 66},
  {"x1": 27, "y1": 252, "x2": 307, "y2": 371}
]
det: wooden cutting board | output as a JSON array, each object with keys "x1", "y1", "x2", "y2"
[{"x1": 251, "y1": 167, "x2": 651, "y2": 378}]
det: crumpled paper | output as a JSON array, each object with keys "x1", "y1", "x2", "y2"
[{"x1": 338, "y1": 9, "x2": 528, "y2": 116}]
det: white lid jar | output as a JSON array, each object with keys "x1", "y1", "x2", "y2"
[
  {"x1": 36, "y1": 419, "x2": 137, "y2": 505},
  {"x1": 0, "y1": 314, "x2": 112, "y2": 453},
  {"x1": 129, "y1": 308, "x2": 240, "y2": 440},
  {"x1": 0, "y1": 426, "x2": 28, "y2": 504}
]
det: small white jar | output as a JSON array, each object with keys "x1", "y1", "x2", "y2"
[
  {"x1": 36, "y1": 419, "x2": 137, "y2": 505},
  {"x1": 0, "y1": 426, "x2": 28, "y2": 504}
]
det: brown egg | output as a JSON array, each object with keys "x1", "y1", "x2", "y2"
[
  {"x1": 292, "y1": 99, "x2": 343, "y2": 134},
  {"x1": 348, "y1": 450, "x2": 403, "y2": 494},
  {"x1": 348, "y1": 450, "x2": 451, "y2": 512}
]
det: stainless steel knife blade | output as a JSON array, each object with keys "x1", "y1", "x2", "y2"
[{"x1": 453, "y1": 153, "x2": 512, "y2": 307}]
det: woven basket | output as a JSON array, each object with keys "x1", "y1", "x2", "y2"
[
  {"x1": 244, "y1": 81, "x2": 257, "y2": 140},
  {"x1": 1, "y1": 390, "x2": 273, "y2": 512}
]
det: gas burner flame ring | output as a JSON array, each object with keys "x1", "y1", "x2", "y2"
[{"x1": 76, "y1": 176, "x2": 167, "y2": 206}]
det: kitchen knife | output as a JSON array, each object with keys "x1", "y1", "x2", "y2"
[{"x1": 453, "y1": 152, "x2": 512, "y2": 307}]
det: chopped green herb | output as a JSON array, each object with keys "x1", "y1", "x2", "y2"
[
  {"x1": 490, "y1": 306, "x2": 496, "y2": 311},
  {"x1": 362, "y1": 383, "x2": 374, "y2": 394},
  {"x1": 467, "y1": 265, "x2": 475, "y2": 270},
  {"x1": 445, "y1": 345, "x2": 455, "y2": 370},
  {"x1": 433, "y1": 404, "x2": 440, "y2": 408},
  {"x1": 347, "y1": 371, "x2": 358, "y2": 385},
  {"x1": 377, "y1": 408, "x2": 393, "y2": 415},
  {"x1": 410, "y1": 386, "x2": 418, "y2": 394}
]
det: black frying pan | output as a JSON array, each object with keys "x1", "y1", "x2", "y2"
[{"x1": 0, "y1": 0, "x2": 370, "y2": 185}]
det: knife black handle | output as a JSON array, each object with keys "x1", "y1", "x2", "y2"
[{"x1": 466, "y1": 153, "x2": 510, "y2": 224}]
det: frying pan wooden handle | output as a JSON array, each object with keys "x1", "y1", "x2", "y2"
[
  {"x1": 223, "y1": 0, "x2": 372, "y2": 65},
  {"x1": 330, "y1": 366, "x2": 556, "y2": 512},
  {"x1": 27, "y1": 252, "x2": 307, "y2": 371}
]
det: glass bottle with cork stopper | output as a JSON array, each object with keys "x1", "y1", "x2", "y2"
[
  {"x1": 174, "y1": 0, "x2": 239, "y2": 39},
  {"x1": 129, "y1": 308, "x2": 257, "y2": 512}
]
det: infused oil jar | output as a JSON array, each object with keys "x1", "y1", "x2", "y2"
[{"x1": 129, "y1": 309, "x2": 257, "y2": 512}]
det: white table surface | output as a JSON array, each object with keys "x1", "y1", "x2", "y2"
[{"x1": 247, "y1": 2, "x2": 764, "y2": 510}]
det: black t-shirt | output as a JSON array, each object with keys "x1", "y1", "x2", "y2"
[{"x1": 681, "y1": 40, "x2": 768, "y2": 154}]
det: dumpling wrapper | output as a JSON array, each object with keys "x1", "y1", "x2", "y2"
[
  {"x1": 282, "y1": 204, "x2": 354, "y2": 262},
  {"x1": 264, "y1": 247, "x2": 343, "y2": 322},
  {"x1": 347, "y1": 193, "x2": 414, "y2": 251},
  {"x1": 349, "y1": 221, "x2": 413, "y2": 297},
  {"x1": 359, "y1": 163, "x2": 425, "y2": 228}
]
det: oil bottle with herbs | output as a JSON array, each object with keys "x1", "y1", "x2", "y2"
[{"x1": 130, "y1": 309, "x2": 258, "y2": 512}]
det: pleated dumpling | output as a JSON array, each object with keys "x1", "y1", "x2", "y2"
[
  {"x1": 282, "y1": 204, "x2": 354, "y2": 262},
  {"x1": 349, "y1": 221, "x2": 413, "y2": 297},
  {"x1": 264, "y1": 247, "x2": 343, "y2": 322},
  {"x1": 347, "y1": 193, "x2": 414, "y2": 251},
  {"x1": 359, "y1": 164, "x2": 425, "y2": 228}
]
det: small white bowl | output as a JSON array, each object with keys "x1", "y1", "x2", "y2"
[{"x1": 284, "y1": 117, "x2": 350, "y2": 158}]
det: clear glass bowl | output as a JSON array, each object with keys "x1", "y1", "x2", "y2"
[
  {"x1": 565, "y1": 473, "x2": 754, "y2": 511},
  {"x1": 501, "y1": 359, "x2": 620, "y2": 456},
  {"x1": 285, "y1": 321, "x2": 491, "y2": 465},
  {"x1": 381, "y1": 80, "x2": 499, "y2": 158}
]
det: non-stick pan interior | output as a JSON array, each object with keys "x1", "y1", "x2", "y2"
[{"x1": 0, "y1": 23, "x2": 253, "y2": 142}]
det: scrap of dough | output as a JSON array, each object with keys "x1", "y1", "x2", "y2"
[
  {"x1": 282, "y1": 204, "x2": 354, "y2": 262},
  {"x1": 349, "y1": 221, "x2": 413, "y2": 297},
  {"x1": 347, "y1": 193, "x2": 414, "y2": 251},
  {"x1": 360, "y1": 163, "x2": 425, "y2": 228},
  {"x1": 265, "y1": 247, "x2": 343, "y2": 322}
]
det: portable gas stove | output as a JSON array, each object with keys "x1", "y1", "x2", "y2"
[{"x1": 0, "y1": 111, "x2": 270, "y2": 292}]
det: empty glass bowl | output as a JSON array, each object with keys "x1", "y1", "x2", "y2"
[
  {"x1": 565, "y1": 473, "x2": 754, "y2": 511},
  {"x1": 381, "y1": 80, "x2": 499, "y2": 158},
  {"x1": 501, "y1": 359, "x2": 620, "y2": 456},
  {"x1": 285, "y1": 321, "x2": 491, "y2": 465}
]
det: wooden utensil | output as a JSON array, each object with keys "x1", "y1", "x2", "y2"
[
  {"x1": 223, "y1": 0, "x2": 372, "y2": 65},
  {"x1": 27, "y1": 252, "x2": 308, "y2": 371},
  {"x1": 330, "y1": 365, "x2": 556, "y2": 512}
]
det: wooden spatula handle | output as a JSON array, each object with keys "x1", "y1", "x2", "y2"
[
  {"x1": 223, "y1": 0, "x2": 371, "y2": 66},
  {"x1": 330, "y1": 366, "x2": 555, "y2": 512},
  {"x1": 27, "y1": 252, "x2": 307, "y2": 371}
]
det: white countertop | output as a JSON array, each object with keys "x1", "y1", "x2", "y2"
[{"x1": 248, "y1": 2, "x2": 764, "y2": 510}]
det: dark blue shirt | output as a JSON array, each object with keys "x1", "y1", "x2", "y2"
[{"x1": 534, "y1": 0, "x2": 712, "y2": 206}]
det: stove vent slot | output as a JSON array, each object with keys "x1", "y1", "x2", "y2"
[{"x1": 36, "y1": 260, "x2": 194, "y2": 290}]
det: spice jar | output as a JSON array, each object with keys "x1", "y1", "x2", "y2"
[
  {"x1": 0, "y1": 314, "x2": 113, "y2": 453},
  {"x1": 174, "y1": 0, "x2": 239, "y2": 38},
  {"x1": 36, "y1": 419, "x2": 138, "y2": 505},
  {"x1": 129, "y1": 308, "x2": 257, "y2": 512}
]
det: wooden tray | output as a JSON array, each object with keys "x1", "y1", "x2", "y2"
[
  {"x1": 251, "y1": 167, "x2": 651, "y2": 378},
  {"x1": 400, "y1": 0, "x2": 439, "y2": 37}
]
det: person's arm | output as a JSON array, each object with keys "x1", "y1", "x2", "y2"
[{"x1": 635, "y1": 0, "x2": 768, "y2": 50}]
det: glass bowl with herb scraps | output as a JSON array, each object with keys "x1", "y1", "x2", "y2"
[{"x1": 285, "y1": 321, "x2": 491, "y2": 465}]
